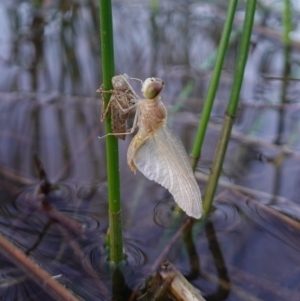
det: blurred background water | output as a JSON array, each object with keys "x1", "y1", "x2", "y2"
[{"x1": 1, "y1": 0, "x2": 300, "y2": 300}]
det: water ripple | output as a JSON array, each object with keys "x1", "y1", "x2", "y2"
[
  {"x1": 124, "y1": 239, "x2": 147, "y2": 267},
  {"x1": 210, "y1": 200, "x2": 244, "y2": 232},
  {"x1": 76, "y1": 182, "x2": 108, "y2": 202},
  {"x1": 15, "y1": 182, "x2": 75, "y2": 212},
  {"x1": 153, "y1": 196, "x2": 183, "y2": 227}
]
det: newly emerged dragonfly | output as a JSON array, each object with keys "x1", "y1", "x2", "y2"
[
  {"x1": 97, "y1": 74, "x2": 136, "y2": 140},
  {"x1": 127, "y1": 77, "x2": 202, "y2": 219},
  {"x1": 99, "y1": 75, "x2": 202, "y2": 218}
]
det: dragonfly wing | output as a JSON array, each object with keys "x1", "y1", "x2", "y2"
[{"x1": 133, "y1": 126, "x2": 202, "y2": 218}]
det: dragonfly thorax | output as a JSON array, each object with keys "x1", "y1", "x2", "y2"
[{"x1": 138, "y1": 97, "x2": 167, "y2": 135}]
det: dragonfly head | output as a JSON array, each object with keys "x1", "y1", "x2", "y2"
[{"x1": 142, "y1": 77, "x2": 164, "y2": 99}]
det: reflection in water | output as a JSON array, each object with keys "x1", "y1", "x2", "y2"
[
  {"x1": 0, "y1": 175, "x2": 149, "y2": 300},
  {"x1": 204, "y1": 220, "x2": 230, "y2": 301},
  {"x1": 182, "y1": 218, "x2": 201, "y2": 281},
  {"x1": 197, "y1": 192, "x2": 300, "y2": 300},
  {"x1": 2, "y1": 160, "x2": 300, "y2": 300},
  {"x1": 0, "y1": 0, "x2": 300, "y2": 300},
  {"x1": 153, "y1": 196, "x2": 180, "y2": 227},
  {"x1": 0, "y1": 180, "x2": 108, "y2": 296}
]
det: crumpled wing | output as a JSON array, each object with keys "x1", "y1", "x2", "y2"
[{"x1": 133, "y1": 126, "x2": 202, "y2": 218}]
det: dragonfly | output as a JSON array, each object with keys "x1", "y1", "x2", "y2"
[
  {"x1": 97, "y1": 74, "x2": 136, "y2": 140},
  {"x1": 100, "y1": 75, "x2": 202, "y2": 219}
]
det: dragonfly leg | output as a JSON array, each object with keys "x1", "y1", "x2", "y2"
[
  {"x1": 120, "y1": 74, "x2": 142, "y2": 100},
  {"x1": 98, "y1": 106, "x2": 140, "y2": 139},
  {"x1": 101, "y1": 97, "x2": 113, "y2": 122},
  {"x1": 96, "y1": 86, "x2": 114, "y2": 94},
  {"x1": 113, "y1": 96, "x2": 140, "y2": 114}
]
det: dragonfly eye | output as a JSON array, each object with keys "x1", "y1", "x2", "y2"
[{"x1": 142, "y1": 77, "x2": 164, "y2": 99}]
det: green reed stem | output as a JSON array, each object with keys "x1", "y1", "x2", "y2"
[
  {"x1": 99, "y1": 0, "x2": 123, "y2": 263},
  {"x1": 190, "y1": 0, "x2": 238, "y2": 170},
  {"x1": 283, "y1": 0, "x2": 292, "y2": 47},
  {"x1": 203, "y1": 0, "x2": 257, "y2": 215}
]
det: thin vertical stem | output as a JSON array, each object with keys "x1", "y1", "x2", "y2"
[
  {"x1": 203, "y1": 0, "x2": 257, "y2": 214},
  {"x1": 99, "y1": 0, "x2": 123, "y2": 263},
  {"x1": 190, "y1": 0, "x2": 238, "y2": 170}
]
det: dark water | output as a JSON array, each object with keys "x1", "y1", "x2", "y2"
[{"x1": 1, "y1": 1, "x2": 300, "y2": 300}]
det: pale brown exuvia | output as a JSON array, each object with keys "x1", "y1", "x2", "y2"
[{"x1": 97, "y1": 74, "x2": 135, "y2": 140}]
